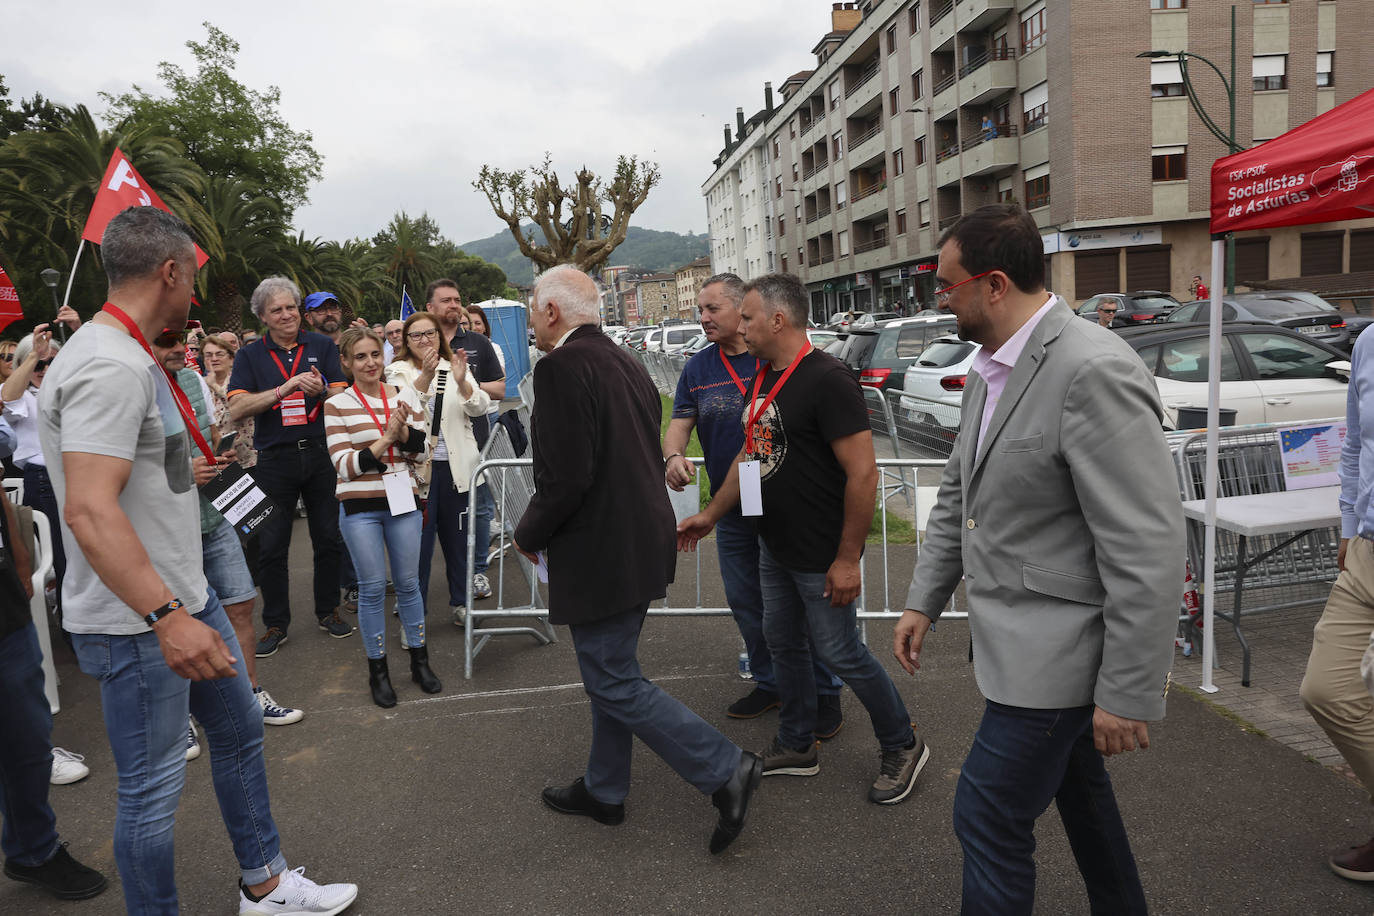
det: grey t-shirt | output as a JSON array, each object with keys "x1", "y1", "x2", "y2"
[{"x1": 38, "y1": 323, "x2": 208, "y2": 634}]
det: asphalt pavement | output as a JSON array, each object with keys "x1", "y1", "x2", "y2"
[{"x1": 5, "y1": 519, "x2": 1373, "y2": 915}]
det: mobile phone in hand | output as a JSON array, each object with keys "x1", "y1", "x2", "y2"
[{"x1": 218, "y1": 431, "x2": 238, "y2": 455}]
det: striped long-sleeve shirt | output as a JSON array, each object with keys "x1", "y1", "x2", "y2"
[{"x1": 324, "y1": 385, "x2": 429, "y2": 511}]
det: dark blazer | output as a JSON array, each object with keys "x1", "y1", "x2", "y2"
[{"x1": 514, "y1": 325, "x2": 677, "y2": 625}]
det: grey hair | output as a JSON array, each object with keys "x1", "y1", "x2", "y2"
[
  {"x1": 702, "y1": 272, "x2": 746, "y2": 308},
  {"x1": 250, "y1": 276, "x2": 301, "y2": 319},
  {"x1": 101, "y1": 207, "x2": 196, "y2": 288},
  {"x1": 535, "y1": 265, "x2": 600, "y2": 325},
  {"x1": 14, "y1": 333, "x2": 60, "y2": 365},
  {"x1": 743, "y1": 273, "x2": 809, "y2": 329}
]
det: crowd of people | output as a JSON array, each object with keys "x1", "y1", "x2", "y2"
[{"x1": 0, "y1": 199, "x2": 1368, "y2": 916}]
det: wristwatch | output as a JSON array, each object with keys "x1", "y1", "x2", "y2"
[
  {"x1": 664, "y1": 452, "x2": 683, "y2": 463},
  {"x1": 144, "y1": 598, "x2": 185, "y2": 628}
]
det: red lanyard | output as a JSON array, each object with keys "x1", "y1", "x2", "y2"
[
  {"x1": 101, "y1": 304, "x2": 216, "y2": 463},
  {"x1": 353, "y1": 384, "x2": 395, "y2": 465},
  {"x1": 718, "y1": 347, "x2": 760, "y2": 397},
  {"x1": 745, "y1": 343, "x2": 811, "y2": 454},
  {"x1": 264, "y1": 338, "x2": 320, "y2": 421}
]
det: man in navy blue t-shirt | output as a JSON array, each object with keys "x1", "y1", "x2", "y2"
[
  {"x1": 228, "y1": 277, "x2": 351, "y2": 656},
  {"x1": 664, "y1": 274, "x2": 842, "y2": 736}
]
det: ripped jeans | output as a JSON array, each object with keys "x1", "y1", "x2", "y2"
[{"x1": 337, "y1": 505, "x2": 426, "y2": 658}]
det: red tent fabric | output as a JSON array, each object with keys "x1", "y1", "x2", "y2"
[
  {"x1": 1211, "y1": 87, "x2": 1374, "y2": 234},
  {"x1": 0, "y1": 266, "x2": 22, "y2": 332}
]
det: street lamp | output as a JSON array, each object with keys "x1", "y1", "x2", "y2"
[
  {"x1": 39, "y1": 268, "x2": 65, "y2": 341},
  {"x1": 1137, "y1": 4, "x2": 1238, "y2": 292}
]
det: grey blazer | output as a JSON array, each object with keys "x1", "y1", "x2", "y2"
[{"x1": 905, "y1": 300, "x2": 1184, "y2": 720}]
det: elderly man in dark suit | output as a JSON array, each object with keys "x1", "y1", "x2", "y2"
[{"x1": 513, "y1": 265, "x2": 762, "y2": 855}]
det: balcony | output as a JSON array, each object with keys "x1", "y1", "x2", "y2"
[
  {"x1": 938, "y1": 213, "x2": 960, "y2": 231},
  {"x1": 848, "y1": 125, "x2": 886, "y2": 170},
  {"x1": 930, "y1": 0, "x2": 955, "y2": 51},
  {"x1": 805, "y1": 205, "x2": 832, "y2": 224},
  {"x1": 931, "y1": 72, "x2": 958, "y2": 119},
  {"x1": 801, "y1": 161, "x2": 827, "y2": 180},
  {"x1": 959, "y1": 124, "x2": 1019, "y2": 176},
  {"x1": 957, "y1": 48, "x2": 1017, "y2": 106},
  {"x1": 956, "y1": 0, "x2": 1015, "y2": 33},
  {"x1": 935, "y1": 150, "x2": 961, "y2": 189},
  {"x1": 850, "y1": 184, "x2": 887, "y2": 221},
  {"x1": 845, "y1": 61, "x2": 880, "y2": 98},
  {"x1": 854, "y1": 236, "x2": 890, "y2": 255}
]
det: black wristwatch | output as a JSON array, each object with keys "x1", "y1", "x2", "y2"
[{"x1": 144, "y1": 598, "x2": 185, "y2": 628}]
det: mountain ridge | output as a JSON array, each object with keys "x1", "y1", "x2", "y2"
[{"x1": 458, "y1": 224, "x2": 709, "y2": 286}]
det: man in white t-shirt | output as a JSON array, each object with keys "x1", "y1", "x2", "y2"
[{"x1": 37, "y1": 206, "x2": 358, "y2": 915}]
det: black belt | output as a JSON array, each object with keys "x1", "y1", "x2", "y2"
[{"x1": 264, "y1": 437, "x2": 325, "y2": 452}]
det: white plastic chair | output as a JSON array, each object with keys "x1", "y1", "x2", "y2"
[
  {"x1": 26, "y1": 509, "x2": 59, "y2": 714},
  {"x1": 3, "y1": 476, "x2": 23, "y2": 504}
]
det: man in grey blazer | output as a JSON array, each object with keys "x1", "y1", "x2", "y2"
[{"x1": 894, "y1": 204, "x2": 1184, "y2": 914}]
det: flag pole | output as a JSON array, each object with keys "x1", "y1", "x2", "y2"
[
  {"x1": 400, "y1": 284, "x2": 407, "y2": 321},
  {"x1": 60, "y1": 239, "x2": 86, "y2": 312}
]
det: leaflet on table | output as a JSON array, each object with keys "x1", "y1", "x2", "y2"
[
  {"x1": 1278, "y1": 422, "x2": 1346, "y2": 490},
  {"x1": 201, "y1": 463, "x2": 278, "y2": 539}
]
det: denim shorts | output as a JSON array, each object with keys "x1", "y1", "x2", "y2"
[{"x1": 201, "y1": 518, "x2": 258, "y2": 606}]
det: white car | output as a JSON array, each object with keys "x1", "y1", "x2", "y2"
[
  {"x1": 641, "y1": 328, "x2": 664, "y2": 352},
  {"x1": 603, "y1": 325, "x2": 629, "y2": 345},
  {"x1": 899, "y1": 335, "x2": 980, "y2": 429},
  {"x1": 660, "y1": 324, "x2": 705, "y2": 355}
]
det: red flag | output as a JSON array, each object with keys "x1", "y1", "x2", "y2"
[
  {"x1": 1211, "y1": 87, "x2": 1374, "y2": 235},
  {"x1": 82, "y1": 149, "x2": 209, "y2": 267},
  {"x1": 0, "y1": 266, "x2": 22, "y2": 333}
]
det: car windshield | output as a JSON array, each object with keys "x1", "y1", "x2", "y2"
[
  {"x1": 1133, "y1": 296, "x2": 1178, "y2": 313},
  {"x1": 665, "y1": 328, "x2": 699, "y2": 344},
  {"x1": 1239, "y1": 298, "x2": 1329, "y2": 319},
  {"x1": 916, "y1": 339, "x2": 976, "y2": 369}
]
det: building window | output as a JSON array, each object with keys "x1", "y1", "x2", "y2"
[
  {"x1": 1025, "y1": 165, "x2": 1051, "y2": 209},
  {"x1": 1020, "y1": 2, "x2": 1047, "y2": 52},
  {"x1": 1253, "y1": 0, "x2": 1287, "y2": 4},
  {"x1": 835, "y1": 180, "x2": 848, "y2": 209},
  {"x1": 773, "y1": 139, "x2": 780, "y2": 159},
  {"x1": 912, "y1": 69, "x2": 923, "y2": 100},
  {"x1": 896, "y1": 209, "x2": 908, "y2": 234},
  {"x1": 775, "y1": 177, "x2": 782, "y2": 198},
  {"x1": 1151, "y1": 0, "x2": 1186, "y2": 8},
  {"x1": 890, "y1": 87, "x2": 901, "y2": 116},
  {"x1": 886, "y1": 24, "x2": 897, "y2": 54},
  {"x1": 793, "y1": 164, "x2": 799, "y2": 181},
  {"x1": 1022, "y1": 82, "x2": 1049, "y2": 132},
  {"x1": 915, "y1": 136, "x2": 927, "y2": 165},
  {"x1": 838, "y1": 229, "x2": 850, "y2": 257},
  {"x1": 1318, "y1": 51, "x2": 1334, "y2": 87},
  {"x1": 909, "y1": 3, "x2": 921, "y2": 33},
  {"x1": 1151, "y1": 59, "x2": 1184, "y2": 97},
  {"x1": 833, "y1": 130, "x2": 844, "y2": 159},
  {"x1": 1152, "y1": 146, "x2": 1187, "y2": 181},
  {"x1": 779, "y1": 217, "x2": 786, "y2": 237},
  {"x1": 1253, "y1": 55, "x2": 1287, "y2": 91},
  {"x1": 829, "y1": 79, "x2": 841, "y2": 110},
  {"x1": 893, "y1": 148, "x2": 905, "y2": 176},
  {"x1": 918, "y1": 199, "x2": 931, "y2": 227},
  {"x1": 790, "y1": 119, "x2": 796, "y2": 138},
  {"x1": 795, "y1": 205, "x2": 801, "y2": 220},
  {"x1": 781, "y1": 254, "x2": 789, "y2": 272},
  {"x1": 798, "y1": 247, "x2": 804, "y2": 266}
]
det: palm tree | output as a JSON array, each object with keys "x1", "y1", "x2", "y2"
[
  {"x1": 371, "y1": 211, "x2": 440, "y2": 303},
  {"x1": 197, "y1": 176, "x2": 287, "y2": 331}
]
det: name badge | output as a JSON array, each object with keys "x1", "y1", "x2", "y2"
[
  {"x1": 383, "y1": 470, "x2": 417, "y2": 516},
  {"x1": 201, "y1": 463, "x2": 278, "y2": 541},
  {"x1": 738, "y1": 460, "x2": 763, "y2": 517},
  {"x1": 280, "y1": 390, "x2": 308, "y2": 427}
]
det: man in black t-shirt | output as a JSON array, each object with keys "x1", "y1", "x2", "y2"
[{"x1": 679, "y1": 273, "x2": 928, "y2": 806}]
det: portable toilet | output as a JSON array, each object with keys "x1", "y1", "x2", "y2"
[{"x1": 473, "y1": 299, "x2": 530, "y2": 399}]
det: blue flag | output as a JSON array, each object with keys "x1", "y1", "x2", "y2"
[{"x1": 400, "y1": 287, "x2": 415, "y2": 320}]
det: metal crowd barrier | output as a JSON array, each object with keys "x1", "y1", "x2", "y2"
[{"x1": 460, "y1": 452, "x2": 957, "y2": 678}]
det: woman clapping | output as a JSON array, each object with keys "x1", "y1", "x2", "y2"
[{"x1": 325, "y1": 328, "x2": 438, "y2": 707}]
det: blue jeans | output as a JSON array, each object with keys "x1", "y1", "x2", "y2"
[
  {"x1": 758, "y1": 540, "x2": 912, "y2": 752},
  {"x1": 473, "y1": 482, "x2": 493, "y2": 576},
  {"x1": 569, "y1": 605, "x2": 741, "y2": 804},
  {"x1": 201, "y1": 518, "x2": 257, "y2": 606},
  {"x1": 0, "y1": 623, "x2": 59, "y2": 867},
  {"x1": 419, "y1": 461, "x2": 471, "y2": 609},
  {"x1": 72, "y1": 591, "x2": 286, "y2": 914},
  {"x1": 716, "y1": 512, "x2": 839, "y2": 697},
  {"x1": 954, "y1": 702, "x2": 1146, "y2": 916},
  {"x1": 338, "y1": 505, "x2": 425, "y2": 659},
  {"x1": 252, "y1": 441, "x2": 342, "y2": 631}
]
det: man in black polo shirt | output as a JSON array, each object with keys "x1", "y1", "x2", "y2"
[
  {"x1": 228, "y1": 276, "x2": 353, "y2": 656},
  {"x1": 423, "y1": 279, "x2": 504, "y2": 607}
]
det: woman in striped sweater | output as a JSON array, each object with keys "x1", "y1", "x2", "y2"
[{"x1": 325, "y1": 328, "x2": 438, "y2": 708}]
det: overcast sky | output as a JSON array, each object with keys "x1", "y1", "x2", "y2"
[{"x1": 6, "y1": 1, "x2": 827, "y2": 245}]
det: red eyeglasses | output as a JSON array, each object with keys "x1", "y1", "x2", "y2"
[{"x1": 934, "y1": 269, "x2": 995, "y2": 305}]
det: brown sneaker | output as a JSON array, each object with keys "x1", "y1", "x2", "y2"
[{"x1": 1330, "y1": 836, "x2": 1374, "y2": 881}]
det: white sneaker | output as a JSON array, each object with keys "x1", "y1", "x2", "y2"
[
  {"x1": 239, "y1": 866, "x2": 358, "y2": 916},
  {"x1": 451, "y1": 605, "x2": 468, "y2": 627},
  {"x1": 256, "y1": 687, "x2": 304, "y2": 726},
  {"x1": 472, "y1": 573, "x2": 492, "y2": 599},
  {"x1": 50, "y1": 747, "x2": 90, "y2": 785},
  {"x1": 185, "y1": 719, "x2": 201, "y2": 761}
]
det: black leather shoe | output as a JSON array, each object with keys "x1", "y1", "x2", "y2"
[
  {"x1": 367, "y1": 656, "x2": 397, "y2": 709},
  {"x1": 4, "y1": 843, "x2": 108, "y2": 900},
  {"x1": 710, "y1": 751, "x2": 763, "y2": 854},
  {"x1": 541, "y1": 777, "x2": 625, "y2": 826}
]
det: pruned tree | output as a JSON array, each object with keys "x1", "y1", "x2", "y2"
[{"x1": 473, "y1": 153, "x2": 659, "y2": 275}]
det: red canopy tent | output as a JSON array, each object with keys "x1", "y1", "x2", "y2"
[{"x1": 1192, "y1": 87, "x2": 1374, "y2": 691}]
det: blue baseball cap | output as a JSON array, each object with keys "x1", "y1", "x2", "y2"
[{"x1": 302, "y1": 291, "x2": 340, "y2": 311}]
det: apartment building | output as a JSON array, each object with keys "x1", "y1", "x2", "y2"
[
  {"x1": 675, "y1": 256, "x2": 713, "y2": 318},
  {"x1": 704, "y1": 0, "x2": 1373, "y2": 321},
  {"x1": 636, "y1": 273, "x2": 678, "y2": 324}
]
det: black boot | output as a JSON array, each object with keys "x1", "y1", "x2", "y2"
[
  {"x1": 408, "y1": 645, "x2": 442, "y2": 694},
  {"x1": 368, "y1": 656, "x2": 397, "y2": 708}
]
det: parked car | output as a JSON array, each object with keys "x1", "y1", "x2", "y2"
[
  {"x1": 1075, "y1": 291, "x2": 1181, "y2": 328},
  {"x1": 1118, "y1": 321, "x2": 1351, "y2": 428},
  {"x1": 807, "y1": 329, "x2": 841, "y2": 351},
  {"x1": 898, "y1": 335, "x2": 981, "y2": 430},
  {"x1": 852, "y1": 311, "x2": 902, "y2": 328},
  {"x1": 680, "y1": 332, "x2": 709, "y2": 357},
  {"x1": 603, "y1": 325, "x2": 629, "y2": 345},
  {"x1": 825, "y1": 310, "x2": 869, "y2": 332},
  {"x1": 625, "y1": 327, "x2": 650, "y2": 349},
  {"x1": 833, "y1": 313, "x2": 959, "y2": 394},
  {"x1": 641, "y1": 327, "x2": 664, "y2": 352},
  {"x1": 1166, "y1": 292, "x2": 1361, "y2": 353},
  {"x1": 660, "y1": 324, "x2": 705, "y2": 354}
]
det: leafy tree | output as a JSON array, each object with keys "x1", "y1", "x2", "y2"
[
  {"x1": 370, "y1": 211, "x2": 441, "y2": 298},
  {"x1": 197, "y1": 176, "x2": 288, "y2": 331},
  {"x1": 0, "y1": 75, "x2": 68, "y2": 140},
  {"x1": 473, "y1": 153, "x2": 659, "y2": 274},
  {"x1": 101, "y1": 23, "x2": 322, "y2": 218}
]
